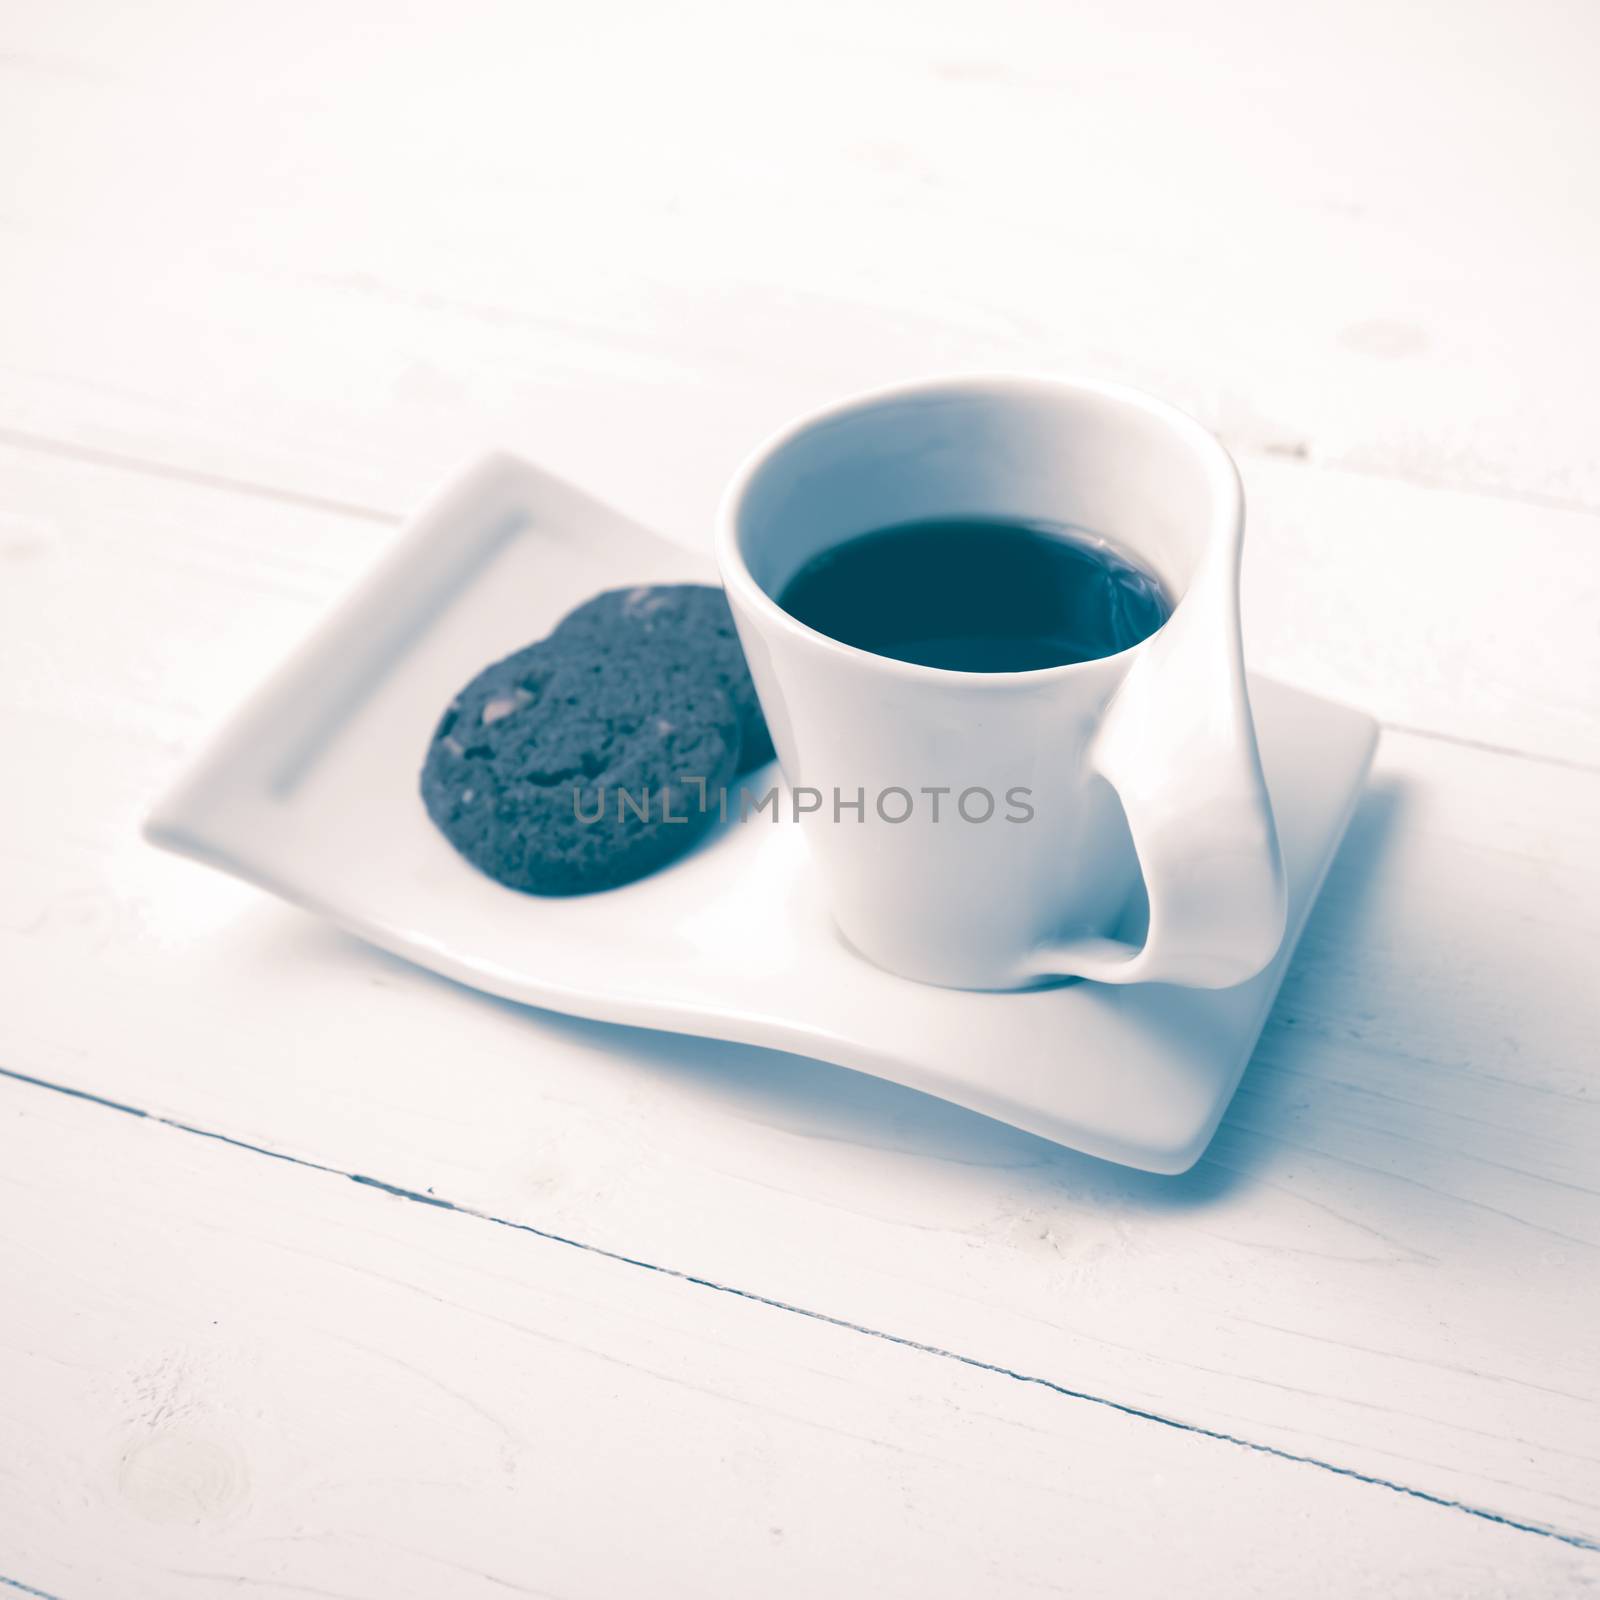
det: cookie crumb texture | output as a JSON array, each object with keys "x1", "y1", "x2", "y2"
[
  {"x1": 555, "y1": 584, "x2": 774, "y2": 771},
  {"x1": 420, "y1": 637, "x2": 741, "y2": 895}
]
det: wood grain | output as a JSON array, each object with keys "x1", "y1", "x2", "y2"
[
  {"x1": 1, "y1": 0, "x2": 1598, "y2": 519},
  {"x1": 2, "y1": 1073, "x2": 1596, "y2": 1599},
  {"x1": 1, "y1": 443, "x2": 1596, "y2": 1547}
]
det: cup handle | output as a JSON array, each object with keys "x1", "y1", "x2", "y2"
[{"x1": 1029, "y1": 554, "x2": 1287, "y2": 989}]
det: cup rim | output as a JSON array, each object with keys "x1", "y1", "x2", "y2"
[{"x1": 714, "y1": 371, "x2": 1243, "y2": 687}]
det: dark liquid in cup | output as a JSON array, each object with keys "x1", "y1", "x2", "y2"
[{"x1": 777, "y1": 518, "x2": 1173, "y2": 672}]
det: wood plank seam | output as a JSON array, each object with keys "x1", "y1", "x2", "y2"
[
  {"x1": 1257, "y1": 438, "x2": 1600, "y2": 521},
  {"x1": 0, "y1": 423, "x2": 401, "y2": 525},
  {"x1": 7, "y1": 398, "x2": 1600, "y2": 533},
  {"x1": 0, "y1": 1575, "x2": 64, "y2": 1600},
  {"x1": 1375, "y1": 722, "x2": 1600, "y2": 778},
  {"x1": 3, "y1": 1060, "x2": 1594, "y2": 1557}
]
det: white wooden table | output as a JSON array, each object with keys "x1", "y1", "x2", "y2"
[{"x1": 3, "y1": 3, "x2": 1597, "y2": 1594}]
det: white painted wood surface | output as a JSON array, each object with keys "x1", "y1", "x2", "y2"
[
  {"x1": 9, "y1": 1078, "x2": 1597, "y2": 1600},
  {"x1": 2, "y1": 0, "x2": 1598, "y2": 1594}
]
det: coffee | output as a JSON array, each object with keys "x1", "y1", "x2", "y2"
[{"x1": 776, "y1": 518, "x2": 1172, "y2": 672}]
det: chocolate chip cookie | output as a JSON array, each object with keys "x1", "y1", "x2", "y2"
[
  {"x1": 420, "y1": 635, "x2": 742, "y2": 895},
  {"x1": 553, "y1": 584, "x2": 773, "y2": 771}
]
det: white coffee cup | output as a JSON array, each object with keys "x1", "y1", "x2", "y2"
[{"x1": 716, "y1": 374, "x2": 1286, "y2": 992}]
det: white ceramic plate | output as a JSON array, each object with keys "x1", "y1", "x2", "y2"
[{"x1": 147, "y1": 452, "x2": 1378, "y2": 1173}]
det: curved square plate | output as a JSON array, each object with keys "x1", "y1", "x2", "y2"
[{"x1": 147, "y1": 452, "x2": 1377, "y2": 1173}]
